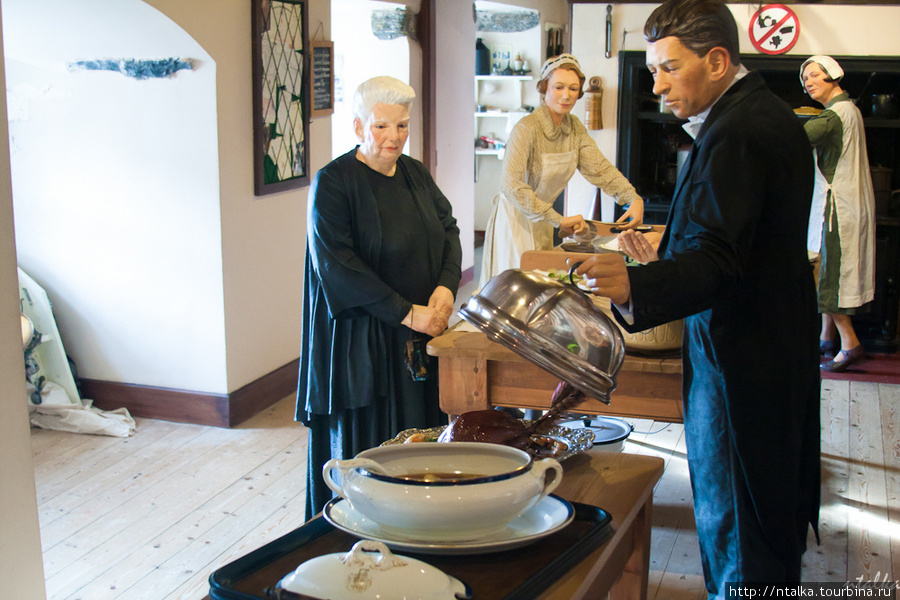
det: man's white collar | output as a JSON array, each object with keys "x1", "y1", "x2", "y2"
[{"x1": 683, "y1": 65, "x2": 749, "y2": 139}]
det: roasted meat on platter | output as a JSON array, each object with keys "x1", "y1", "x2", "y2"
[{"x1": 437, "y1": 381, "x2": 588, "y2": 458}]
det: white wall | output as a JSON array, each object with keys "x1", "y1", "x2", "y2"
[
  {"x1": 5, "y1": 0, "x2": 226, "y2": 393},
  {"x1": 331, "y1": 0, "x2": 414, "y2": 161},
  {"x1": 1, "y1": 0, "x2": 482, "y2": 417},
  {"x1": 569, "y1": 3, "x2": 900, "y2": 222},
  {"x1": 434, "y1": 1, "x2": 476, "y2": 277},
  {"x1": 141, "y1": 0, "x2": 332, "y2": 394},
  {"x1": 474, "y1": 24, "x2": 541, "y2": 231},
  {"x1": 4, "y1": 0, "x2": 335, "y2": 397}
]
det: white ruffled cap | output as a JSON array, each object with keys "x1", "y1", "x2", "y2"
[
  {"x1": 540, "y1": 53, "x2": 582, "y2": 81},
  {"x1": 799, "y1": 55, "x2": 844, "y2": 87}
]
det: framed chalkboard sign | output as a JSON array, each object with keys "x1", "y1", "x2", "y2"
[
  {"x1": 310, "y1": 41, "x2": 334, "y2": 118},
  {"x1": 251, "y1": 0, "x2": 310, "y2": 195}
]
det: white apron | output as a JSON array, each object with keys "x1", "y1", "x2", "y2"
[
  {"x1": 480, "y1": 150, "x2": 578, "y2": 288},
  {"x1": 806, "y1": 153, "x2": 827, "y2": 255},
  {"x1": 806, "y1": 100, "x2": 876, "y2": 308}
]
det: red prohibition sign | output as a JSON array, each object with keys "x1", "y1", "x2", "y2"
[{"x1": 749, "y1": 4, "x2": 800, "y2": 55}]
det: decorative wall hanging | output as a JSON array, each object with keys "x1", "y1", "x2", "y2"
[
  {"x1": 475, "y1": 7, "x2": 538, "y2": 34},
  {"x1": 252, "y1": 0, "x2": 310, "y2": 195},
  {"x1": 371, "y1": 8, "x2": 417, "y2": 41},
  {"x1": 309, "y1": 41, "x2": 334, "y2": 118},
  {"x1": 67, "y1": 58, "x2": 194, "y2": 80}
]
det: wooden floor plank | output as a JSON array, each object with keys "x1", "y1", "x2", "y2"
[
  {"x1": 847, "y1": 382, "x2": 893, "y2": 581},
  {"x1": 119, "y1": 455, "x2": 308, "y2": 600},
  {"x1": 878, "y1": 383, "x2": 900, "y2": 585},
  {"x1": 39, "y1": 425, "x2": 240, "y2": 555},
  {"x1": 34, "y1": 418, "x2": 187, "y2": 506},
  {"x1": 36, "y1": 422, "x2": 211, "y2": 530},
  {"x1": 163, "y1": 486, "x2": 310, "y2": 600},
  {"x1": 30, "y1": 425, "x2": 96, "y2": 466},
  {"x1": 649, "y1": 426, "x2": 703, "y2": 600},
  {"x1": 43, "y1": 421, "x2": 306, "y2": 596},
  {"x1": 803, "y1": 379, "x2": 851, "y2": 581},
  {"x1": 65, "y1": 436, "x2": 308, "y2": 600}
]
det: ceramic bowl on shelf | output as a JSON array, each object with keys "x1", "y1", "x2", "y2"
[{"x1": 322, "y1": 441, "x2": 562, "y2": 542}]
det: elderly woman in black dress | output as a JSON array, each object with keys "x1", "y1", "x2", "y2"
[{"x1": 296, "y1": 76, "x2": 462, "y2": 519}]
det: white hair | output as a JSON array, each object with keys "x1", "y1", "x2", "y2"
[{"x1": 352, "y1": 76, "x2": 416, "y2": 122}]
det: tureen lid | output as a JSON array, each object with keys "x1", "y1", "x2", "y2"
[
  {"x1": 276, "y1": 540, "x2": 471, "y2": 600},
  {"x1": 459, "y1": 269, "x2": 625, "y2": 403}
]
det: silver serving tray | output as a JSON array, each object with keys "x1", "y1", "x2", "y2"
[{"x1": 382, "y1": 421, "x2": 595, "y2": 462}]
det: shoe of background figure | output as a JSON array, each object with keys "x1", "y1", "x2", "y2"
[
  {"x1": 819, "y1": 339, "x2": 838, "y2": 357},
  {"x1": 820, "y1": 344, "x2": 865, "y2": 373}
]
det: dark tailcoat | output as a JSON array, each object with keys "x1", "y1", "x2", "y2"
[{"x1": 620, "y1": 72, "x2": 820, "y2": 589}]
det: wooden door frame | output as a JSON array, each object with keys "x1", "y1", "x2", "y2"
[{"x1": 418, "y1": 0, "x2": 436, "y2": 174}]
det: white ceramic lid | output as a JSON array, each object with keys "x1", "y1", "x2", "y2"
[{"x1": 277, "y1": 540, "x2": 471, "y2": 600}]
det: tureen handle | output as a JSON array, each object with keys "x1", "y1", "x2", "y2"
[
  {"x1": 322, "y1": 458, "x2": 391, "y2": 497},
  {"x1": 531, "y1": 457, "x2": 564, "y2": 499},
  {"x1": 341, "y1": 540, "x2": 407, "y2": 570}
]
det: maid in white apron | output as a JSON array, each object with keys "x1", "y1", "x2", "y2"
[
  {"x1": 801, "y1": 55, "x2": 875, "y2": 372},
  {"x1": 480, "y1": 54, "x2": 644, "y2": 288}
]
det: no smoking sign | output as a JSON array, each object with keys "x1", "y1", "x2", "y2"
[{"x1": 749, "y1": 4, "x2": 800, "y2": 55}]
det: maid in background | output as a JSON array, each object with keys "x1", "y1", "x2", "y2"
[
  {"x1": 801, "y1": 55, "x2": 875, "y2": 372},
  {"x1": 479, "y1": 53, "x2": 643, "y2": 287}
]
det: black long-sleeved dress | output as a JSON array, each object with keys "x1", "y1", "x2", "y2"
[{"x1": 296, "y1": 148, "x2": 461, "y2": 519}]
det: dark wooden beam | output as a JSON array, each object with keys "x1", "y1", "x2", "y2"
[{"x1": 418, "y1": 0, "x2": 437, "y2": 175}]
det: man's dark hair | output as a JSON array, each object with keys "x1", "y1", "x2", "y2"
[{"x1": 644, "y1": 0, "x2": 742, "y2": 67}]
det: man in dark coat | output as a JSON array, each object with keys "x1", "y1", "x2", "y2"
[{"x1": 574, "y1": 0, "x2": 820, "y2": 593}]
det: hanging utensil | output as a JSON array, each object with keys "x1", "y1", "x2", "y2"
[
  {"x1": 854, "y1": 71, "x2": 877, "y2": 108},
  {"x1": 605, "y1": 5, "x2": 613, "y2": 58}
]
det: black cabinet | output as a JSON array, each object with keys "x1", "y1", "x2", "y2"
[
  {"x1": 855, "y1": 218, "x2": 900, "y2": 353},
  {"x1": 614, "y1": 52, "x2": 692, "y2": 224},
  {"x1": 614, "y1": 51, "x2": 900, "y2": 350}
]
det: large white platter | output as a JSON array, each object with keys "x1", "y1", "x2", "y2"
[{"x1": 323, "y1": 494, "x2": 575, "y2": 555}]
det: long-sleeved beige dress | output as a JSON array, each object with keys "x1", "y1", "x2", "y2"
[{"x1": 480, "y1": 105, "x2": 640, "y2": 287}]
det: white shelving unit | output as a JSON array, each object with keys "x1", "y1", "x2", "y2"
[
  {"x1": 472, "y1": 11, "x2": 543, "y2": 229},
  {"x1": 474, "y1": 75, "x2": 533, "y2": 125},
  {"x1": 474, "y1": 75, "x2": 532, "y2": 179}
]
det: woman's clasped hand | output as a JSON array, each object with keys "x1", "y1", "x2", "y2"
[{"x1": 403, "y1": 285, "x2": 455, "y2": 337}]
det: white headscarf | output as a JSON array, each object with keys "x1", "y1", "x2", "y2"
[
  {"x1": 799, "y1": 55, "x2": 844, "y2": 88},
  {"x1": 540, "y1": 53, "x2": 582, "y2": 82}
]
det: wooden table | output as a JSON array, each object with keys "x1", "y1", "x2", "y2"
[
  {"x1": 541, "y1": 450, "x2": 664, "y2": 599},
  {"x1": 202, "y1": 450, "x2": 665, "y2": 600},
  {"x1": 427, "y1": 325, "x2": 684, "y2": 422}
]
